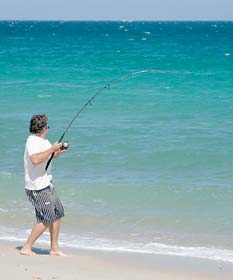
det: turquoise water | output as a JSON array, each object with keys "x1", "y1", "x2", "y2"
[{"x1": 0, "y1": 21, "x2": 233, "y2": 262}]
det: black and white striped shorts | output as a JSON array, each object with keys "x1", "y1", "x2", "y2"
[{"x1": 26, "y1": 185, "x2": 64, "y2": 224}]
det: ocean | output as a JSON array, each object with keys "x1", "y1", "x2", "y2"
[{"x1": 0, "y1": 21, "x2": 233, "y2": 262}]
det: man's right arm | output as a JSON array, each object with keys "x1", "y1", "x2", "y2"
[{"x1": 30, "y1": 142, "x2": 62, "y2": 165}]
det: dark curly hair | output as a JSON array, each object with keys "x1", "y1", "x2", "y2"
[{"x1": 29, "y1": 114, "x2": 48, "y2": 134}]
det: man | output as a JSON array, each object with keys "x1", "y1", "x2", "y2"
[{"x1": 21, "y1": 114, "x2": 66, "y2": 256}]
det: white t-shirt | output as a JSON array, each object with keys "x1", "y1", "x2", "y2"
[{"x1": 24, "y1": 134, "x2": 53, "y2": 191}]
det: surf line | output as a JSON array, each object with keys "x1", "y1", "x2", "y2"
[{"x1": 45, "y1": 69, "x2": 164, "y2": 171}]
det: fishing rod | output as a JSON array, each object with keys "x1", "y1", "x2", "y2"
[{"x1": 45, "y1": 69, "x2": 163, "y2": 171}]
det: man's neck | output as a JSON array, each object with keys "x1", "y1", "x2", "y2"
[{"x1": 35, "y1": 132, "x2": 46, "y2": 139}]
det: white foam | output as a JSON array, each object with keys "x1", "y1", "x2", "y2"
[
  {"x1": 1, "y1": 229, "x2": 233, "y2": 263},
  {"x1": 37, "y1": 94, "x2": 52, "y2": 98},
  {"x1": 0, "y1": 171, "x2": 12, "y2": 176},
  {"x1": 0, "y1": 208, "x2": 9, "y2": 213},
  {"x1": 144, "y1": 242, "x2": 233, "y2": 263}
]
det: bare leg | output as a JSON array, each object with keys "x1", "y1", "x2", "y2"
[
  {"x1": 49, "y1": 218, "x2": 66, "y2": 256},
  {"x1": 20, "y1": 222, "x2": 49, "y2": 256}
]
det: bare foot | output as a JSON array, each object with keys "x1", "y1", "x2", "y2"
[
  {"x1": 50, "y1": 250, "x2": 67, "y2": 257},
  {"x1": 20, "y1": 248, "x2": 37, "y2": 256}
]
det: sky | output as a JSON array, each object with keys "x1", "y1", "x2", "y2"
[{"x1": 0, "y1": 0, "x2": 232, "y2": 21}]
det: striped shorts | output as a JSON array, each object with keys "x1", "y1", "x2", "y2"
[{"x1": 26, "y1": 185, "x2": 64, "y2": 224}]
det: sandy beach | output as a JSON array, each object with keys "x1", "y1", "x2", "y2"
[{"x1": 0, "y1": 241, "x2": 232, "y2": 280}]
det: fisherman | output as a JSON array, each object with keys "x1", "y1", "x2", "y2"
[{"x1": 20, "y1": 114, "x2": 66, "y2": 256}]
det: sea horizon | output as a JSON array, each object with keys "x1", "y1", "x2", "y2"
[{"x1": 0, "y1": 19, "x2": 233, "y2": 22}]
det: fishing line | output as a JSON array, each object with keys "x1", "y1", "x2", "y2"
[{"x1": 45, "y1": 69, "x2": 164, "y2": 170}]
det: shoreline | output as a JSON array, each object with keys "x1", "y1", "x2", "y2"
[
  {"x1": 1, "y1": 240, "x2": 233, "y2": 280},
  {"x1": 1, "y1": 227, "x2": 233, "y2": 264}
]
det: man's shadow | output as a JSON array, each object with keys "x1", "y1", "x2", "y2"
[{"x1": 16, "y1": 246, "x2": 50, "y2": 255}]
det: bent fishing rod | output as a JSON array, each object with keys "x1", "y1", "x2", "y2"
[{"x1": 45, "y1": 69, "x2": 163, "y2": 171}]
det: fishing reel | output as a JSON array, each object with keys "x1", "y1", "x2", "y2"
[{"x1": 60, "y1": 141, "x2": 70, "y2": 151}]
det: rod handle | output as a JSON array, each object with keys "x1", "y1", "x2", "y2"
[{"x1": 45, "y1": 152, "x2": 55, "y2": 171}]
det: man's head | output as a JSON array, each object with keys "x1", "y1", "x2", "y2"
[{"x1": 29, "y1": 114, "x2": 49, "y2": 134}]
